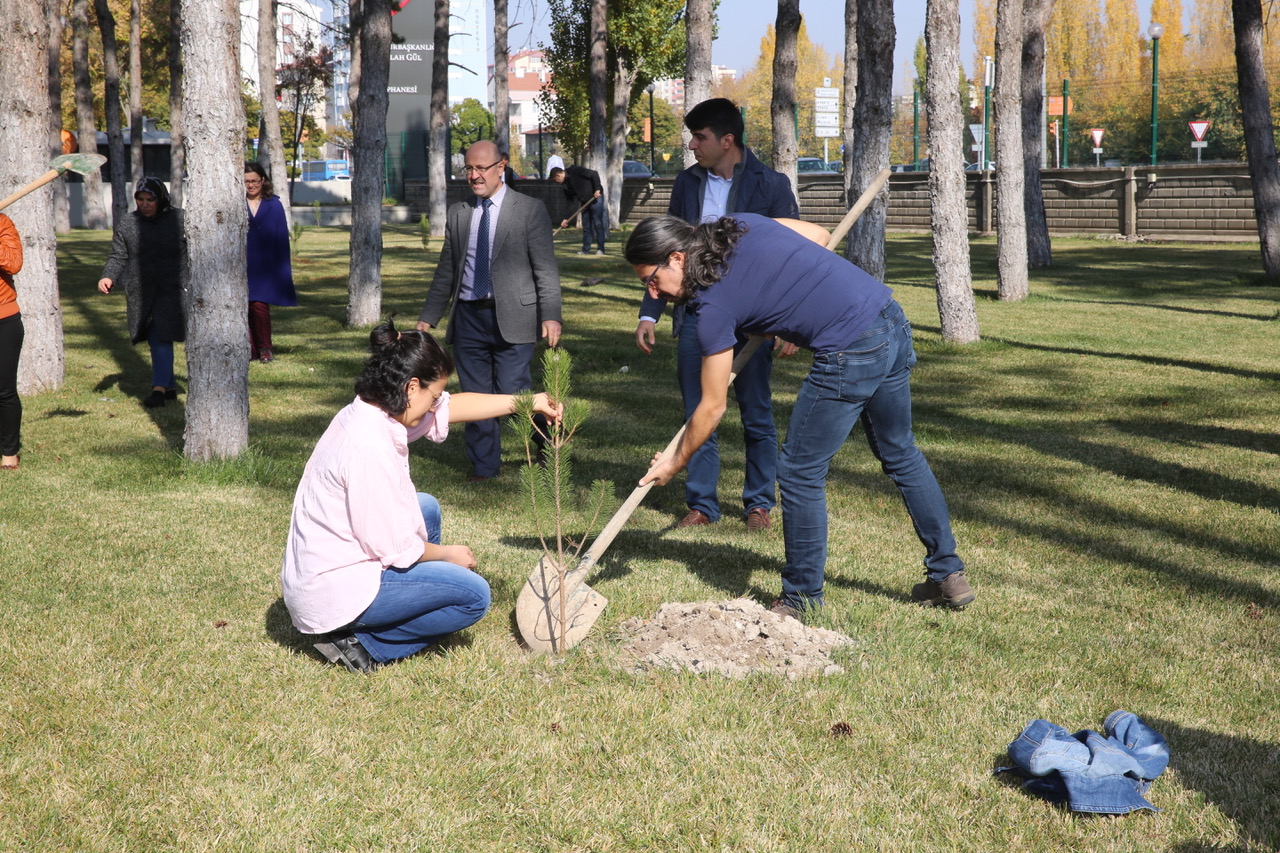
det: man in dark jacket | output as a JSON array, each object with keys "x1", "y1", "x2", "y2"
[
  {"x1": 634, "y1": 97, "x2": 798, "y2": 532},
  {"x1": 550, "y1": 164, "x2": 607, "y2": 255}
]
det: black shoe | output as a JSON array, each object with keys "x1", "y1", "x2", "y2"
[
  {"x1": 313, "y1": 633, "x2": 377, "y2": 673},
  {"x1": 143, "y1": 389, "x2": 166, "y2": 408},
  {"x1": 164, "y1": 387, "x2": 178, "y2": 400}
]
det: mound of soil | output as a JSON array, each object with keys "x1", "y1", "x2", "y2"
[{"x1": 614, "y1": 598, "x2": 853, "y2": 680}]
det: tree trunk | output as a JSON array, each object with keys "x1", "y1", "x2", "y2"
[
  {"x1": 180, "y1": 0, "x2": 249, "y2": 460},
  {"x1": 771, "y1": 0, "x2": 800, "y2": 192},
  {"x1": 95, "y1": 0, "x2": 128, "y2": 223},
  {"x1": 349, "y1": 0, "x2": 391, "y2": 325},
  {"x1": 428, "y1": 0, "x2": 448, "y2": 237},
  {"x1": 1232, "y1": 0, "x2": 1280, "y2": 277},
  {"x1": 995, "y1": 0, "x2": 1028, "y2": 301},
  {"x1": 683, "y1": 0, "x2": 713, "y2": 168},
  {"x1": 841, "y1": 0, "x2": 857, "y2": 193},
  {"x1": 847, "y1": 0, "x2": 893, "y2": 281},
  {"x1": 257, "y1": 0, "x2": 289, "y2": 229},
  {"x1": 494, "y1": 0, "x2": 510, "y2": 159},
  {"x1": 587, "y1": 0, "x2": 608, "y2": 180},
  {"x1": 1, "y1": 0, "x2": 63, "y2": 393},
  {"x1": 1021, "y1": 0, "x2": 1052, "y2": 269},
  {"x1": 129, "y1": 0, "x2": 144, "y2": 182},
  {"x1": 926, "y1": 0, "x2": 980, "y2": 343},
  {"x1": 47, "y1": 0, "x2": 70, "y2": 233},
  {"x1": 606, "y1": 56, "x2": 635, "y2": 224},
  {"x1": 73, "y1": 0, "x2": 109, "y2": 229},
  {"x1": 168, "y1": 0, "x2": 185, "y2": 209}
]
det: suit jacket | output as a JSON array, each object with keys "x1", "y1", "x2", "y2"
[
  {"x1": 418, "y1": 187, "x2": 562, "y2": 346},
  {"x1": 640, "y1": 146, "x2": 798, "y2": 334}
]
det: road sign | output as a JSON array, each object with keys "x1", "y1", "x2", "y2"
[
  {"x1": 814, "y1": 113, "x2": 839, "y2": 128},
  {"x1": 814, "y1": 86, "x2": 839, "y2": 100},
  {"x1": 814, "y1": 97, "x2": 839, "y2": 112},
  {"x1": 1047, "y1": 96, "x2": 1075, "y2": 117},
  {"x1": 1191, "y1": 141, "x2": 1208, "y2": 148},
  {"x1": 1188, "y1": 120, "x2": 1211, "y2": 141},
  {"x1": 816, "y1": 126, "x2": 840, "y2": 138},
  {"x1": 1089, "y1": 128, "x2": 1104, "y2": 148},
  {"x1": 969, "y1": 123, "x2": 984, "y2": 143}
]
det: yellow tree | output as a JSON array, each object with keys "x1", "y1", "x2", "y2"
[
  {"x1": 736, "y1": 20, "x2": 841, "y2": 162},
  {"x1": 1046, "y1": 0, "x2": 1101, "y2": 83},
  {"x1": 972, "y1": 0, "x2": 994, "y2": 84},
  {"x1": 1100, "y1": 0, "x2": 1141, "y2": 83},
  {"x1": 1188, "y1": 0, "x2": 1235, "y2": 69},
  {"x1": 1149, "y1": 0, "x2": 1186, "y2": 75}
]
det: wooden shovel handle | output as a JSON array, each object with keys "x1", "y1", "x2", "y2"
[
  {"x1": 553, "y1": 198, "x2": 596, "y2": 235},
  {"x1": 572, "y1": 334, "x2": 768, "y2": 574},
  {"x1": 826, "y1": 167, "x2": 891, "y2": 251},
  {"x1": 0, "y1": 169, "x2": 61, "y2": 213}
]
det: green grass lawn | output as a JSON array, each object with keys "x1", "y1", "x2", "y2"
[{"x1": 0, "y1": 225, "x2": 1276, "y2": 852}]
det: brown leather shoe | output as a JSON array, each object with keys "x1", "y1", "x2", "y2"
[
  {"x1": 746, "y1": 507, "x2": 772, "y2": 532},
  {"x1": 675, "y1": 509, "x2": 712, "y2": 529}
]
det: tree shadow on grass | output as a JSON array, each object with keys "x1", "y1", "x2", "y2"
[{"x1": 1148, "y1": 718, "x2": 1279, "y2": 852}]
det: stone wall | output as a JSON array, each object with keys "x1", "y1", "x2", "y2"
[{"x1": 403, "y1": 163, "x2": 1263, "y2": 241}]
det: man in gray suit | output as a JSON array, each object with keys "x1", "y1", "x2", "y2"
[{"x1": 418, "y1": 140, "x2": 562, "y2": 481}]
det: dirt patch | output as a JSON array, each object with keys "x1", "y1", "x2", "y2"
[{"x1": 613, "y1": 598, "x2": 854, "y2": 680}]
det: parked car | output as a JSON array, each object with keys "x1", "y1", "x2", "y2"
[
  {"x1": 827, "y1": 161, "x2": 844, "y2": 173},
  {"x1": 623, "y1": 159, "x2": 653, "y2": 179},
  {"x1": 797, "y1": 157, "x2": 838, "y2": 175}
]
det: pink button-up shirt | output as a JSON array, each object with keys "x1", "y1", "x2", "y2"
[{"x1": 281, "y1": 394, "x2": 450, "y2": 634}]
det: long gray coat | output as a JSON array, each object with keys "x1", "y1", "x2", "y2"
[
  {"x1": 101, "y1": 209, "x2": 188, "y2": 344},
  {"x1": 417, "y1": 188, "x2": 561, "y2": 345}
]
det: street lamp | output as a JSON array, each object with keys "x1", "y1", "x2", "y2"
[
  {"x1": 1149, "y1": 21, "x2": 1164, "y2": 166},
  {"x1": 912, "y1": 76, "x2": 920, "y2": 170},
  {"x1": 982, "y1": 55, "x2": 994, "y2": 169},
  {"x1": 646, "y1": 83, "x2": 656, "y2": 176}
]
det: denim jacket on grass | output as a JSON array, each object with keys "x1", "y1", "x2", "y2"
[{"x1": 999, "y1": 710, "x2": 1170, "y2": 814}]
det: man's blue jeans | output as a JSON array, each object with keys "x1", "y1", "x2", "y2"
[
  {"x1": 777, "y1": 300, "x2": 963, "y2": 607},
  {"x1": 677, "y1": 310, "x2": 777, "y2": 521},
  {"x1": 581, "y1": 202, "x2": 607, "y2": 252},
  {"x1": 349, "y1": 493, "x2": 492, "y2": 662}
]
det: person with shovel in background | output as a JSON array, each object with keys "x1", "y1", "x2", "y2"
[
  {"x1": 97, "y1": 177, "x2": 187, "y2": 408},
  {"x1": 0, "y1": 213, "x2": 24, "y2": 471},
  {"x1": 550, "y1": 164, "x2": 607, "y2": 256},
  {"x1": 625, "y1": 213, "x2": 974, "y2": 618},
  {"x1": 282, "y1": 319, "x2": 561, "y2": 673}
]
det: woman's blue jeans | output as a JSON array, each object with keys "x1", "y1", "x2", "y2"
[
  {"x1": 777, "y1": 300, "x2": 963, "y2": 608},
  {"x1": 148, "y1": 326, "x2": 175, "y2": 390},
  {"x1": 349, "y1": 493, "x2": 492, "y2": 662}
]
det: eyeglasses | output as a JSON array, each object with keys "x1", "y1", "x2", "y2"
[
  {"x1": 244, "y1": 178, "x2": 263, "y2": 186},
  {"x1": 640, "y1": 263, "x2": 666, "y2": 290},
  {"x1": 462, "y1": 161, "x2": 503, "y2": 175}
]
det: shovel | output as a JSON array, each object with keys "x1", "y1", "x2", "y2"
[
  {"x1": 0, "y1": 153, "x2": 109, "y2": 213},
  {"x1": 515, "y1": 166, "x2": 893, "y2": 653}
]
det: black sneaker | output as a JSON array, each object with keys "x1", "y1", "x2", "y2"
[
  {"x1": 143, "y1": 389, "x2": 166, "y2": 408},
  {"x1": 313, "y1": 633, "x2": 377, "y2": 673},
  {"x1": 911, "y1": 572, "x2": 976, "y2": 609}
]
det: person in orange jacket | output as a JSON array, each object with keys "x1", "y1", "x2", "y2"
[{"x1": 0, "y1": 213, "x2": 24, "y2": 470}]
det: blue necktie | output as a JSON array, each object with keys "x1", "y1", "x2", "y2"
[{"x1": 473, "y1": 198, "x2": 493, "y2": 300}]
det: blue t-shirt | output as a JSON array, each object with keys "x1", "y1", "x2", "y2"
[{"x1": 692, "y1": 214, "x2": 893, "y2": 356}]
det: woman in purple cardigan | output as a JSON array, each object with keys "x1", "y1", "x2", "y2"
[{"x1": 244, "y1": 162, "x2": 297, "y2": 362}]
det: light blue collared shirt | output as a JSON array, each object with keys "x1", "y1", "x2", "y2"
[{"x1": 460, "y1": 183, "x2": 507, "y2": 300}]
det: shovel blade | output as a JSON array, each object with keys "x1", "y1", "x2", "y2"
[
  {"x1": 51, "y1": 152, "x2": 107, "y2": 176},
  {"x1": 515, "y1": 557, "x2": 607, "y2": 654}
]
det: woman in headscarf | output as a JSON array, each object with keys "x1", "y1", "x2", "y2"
[{"x1": 97, "y1": 177, "x2": 187, "y2": 408}]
